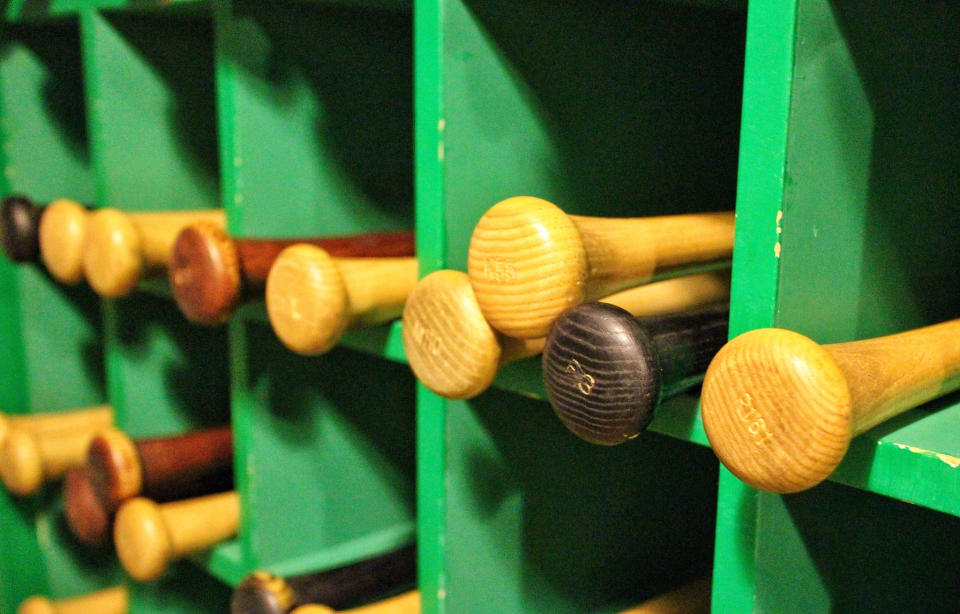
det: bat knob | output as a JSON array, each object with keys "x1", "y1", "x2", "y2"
[
  {"x1": 0, "y1": 195, "x2": 42, "y2": 263},
  {"x1": 231, "y1": 570, "x2": 298, "y2": 614},
  {"x1": 468, "y1": 196, "x2": 587, "y2": 339},
  {"x1": 0, "y1": 429, "x2": 44, "y2": 495},
  {"x1": 83, "y1": 208, "x2": 143, "y2": 297},
  {"x1": 86, "y1": 427, "x2": 143, "y2": 506},
  {"x1": 114, "y1": 497, "x2": 174, "y2": 581},
  {"x1": 170, "y1": 223, "x2": 241, "y2": 325},
  {"x1": 543, "y1": 302, "x2": 660, "y2": 445},
  {"x1": 266, "y1": 245, "x2": 348, "y2": 355},
  {"x1": 17, "y1": 596, "x2": 58, "y2": 614},
  {"x1": 701, "y1": 328, "x2": 854, "y2": 493},
  {"x1": 63, "y1": 467, "x2": 112, "y2": 547},
  {"x1": 402, "y1": 270, "x2": 502, "y2": 400},
  {"x1": 290, "y1": 607, "x2": 335, "y2": 614},
  {"x1": 39, "y1": 199, "x2": 88, "y2": 284}
]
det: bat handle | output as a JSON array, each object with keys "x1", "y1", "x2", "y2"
[
  {"x1": 0, "y1": 428, "x2": 104, "y2": 496},
  {"x1": 114, "y1": 491, "x2": 240, "y2": 581},
  {"x1": 267, "y1": 245, "x2": 417, "y2": 355},
  {"x1": 468, "y1": 196, "x2": 734, "y2": 338},
  {"x1": 83, "y1": 208, "x2": 225, "y2": 297},
  {"x1": 0, "y1": 405, "x2": 113, "y2": 448},
  {"x1": 18, "y1": 586, "x2": 128, "y2": 614},
  {"x1": 290, "y1": 591, "x2": 420, "y2": 614}
]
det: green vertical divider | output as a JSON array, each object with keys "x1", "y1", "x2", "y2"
[
  {"x1": 0, "y1": 16, "x2": 116, "y2": 614},
  {"x1": 720, "y1": 0, "x2": 960, "y2": 611},
  {"x1": 77, "y1": 3, "x2": 235, "y2": 610},
  {"x1": 214, "y1": 0, "x2": 417, "y2": 582}
]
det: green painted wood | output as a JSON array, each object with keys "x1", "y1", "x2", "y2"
[
  {"x1": 231, "y1": 323, "x2": 416, "y2": 574},
  {"x1": 420, "y1": 1, "x2": 746, "y2": 610},
  {"x1": 443, "y1": 390, "x2": 718, "y2": 613},
  {"x1": 80, "y1": 7, "x2": 219, "y2": 212},
  {"x1": 710, "y1": 0, "x2": 795, "y2": 610},
  {"x1": 214, "y1": 0, "x2": 412, "y2": 238}
]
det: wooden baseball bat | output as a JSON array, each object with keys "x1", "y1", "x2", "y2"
[
  {"x1": 231, "y1": 544, "x2": 416, "y2": 614},
  {"x1": 82, "y1": 207, "x2": 225, "y2": 297},
  {"x1": 0, "y1": 405, "x2": 112, "y2": 448},
  {"x1": 18, "y1": 586, "x2": 128, "y2": 614},
  {"x1": 290, "y1": 591, "x2": 419, "y2": 614},
  {"x1": 0, "y1": 406, "x2": 115, "y2": 496},
  {"x1": 64, "y1": 425, "x2": 234, "y2": 546},
  {"x1": 467, "y1": 196, "x2": 734, "y2": 338},
  {"x1": 169, "y1": 222, "x2": 415, "y2": 325},
  {"x1": 0, "y1": 195, "x2": 44, "y2": 263},
  {"x1": 113, "y1": 490, "x2": 239, "y2": 581},
  {"x1": 266, "y1": 245, "x2": 418, "y2": 355},
  {"x1": 402, "y1": 269, "x2": 729, "y2": 400},
  {"x1": 700, "y1": 320, "x2": 960, "y2": 493},
  {"x1": 543, "y1": 302, "x2": 729, "y2": 445}
]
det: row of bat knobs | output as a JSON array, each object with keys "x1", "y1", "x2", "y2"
[
  {"x1": 0, "y1": 406, "x2": 711, "y2": 613},
  {"x1": 2, "y1": 194, "x2": 959, "y2": 610},
  {"x1": 5, "y1": 193, "x2": 954, "y2": 493}
]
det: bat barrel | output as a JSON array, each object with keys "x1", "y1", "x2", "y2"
[
  {"x1": 82, "y1": 208, "x2": 225, "y2": 297},
  {"x1": 467, "y1": 196, "x2": 734, "y2": 339},
  {"x1": 231, "y1": 543, "x2": 416, "y2": 614},
  {"x1": 0, "y1": 405, "x2": 112, "y2": 448},
  {"x1": 543, "y1": 302, "x2": 729, "y2": 445},
  {"x1": 169, "y1": 224, "x2": 415, "y2": 325},
  {"x1": 701, "y1": 318, "x2": 960, "y2": 493},
  {"x1": 114, "y1": 490, "x2": 240, "y2": 581},
  {"x1": 266, "y1": 245, "x2": 418, "y2": 355},
  {"x1": 0, "y1": 195, "x2": 43, "y2": 263}
]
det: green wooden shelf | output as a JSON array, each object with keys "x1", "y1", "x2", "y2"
[{"x1": 1, "y1": 0, "x2": 959, "y2": 611}]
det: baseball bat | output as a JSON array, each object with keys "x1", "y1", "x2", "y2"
[
  {"x1": 82, "y1": 207, "x2": 225, "y2": 297},
  {"x1": 700, "y1": 320, "x2": 960, "y2": 493},
  {"x1": 467, "y1": 196, "x2": 734, "y2": 338},
  {"x1": 0, "y1": 406, "x2": 115, "y2": 496},
  {"x1": 64, "y1": 425, "x2": 234, "y2": 546},
  {"x1": 542, "y1": 302, "x2": 729, "y2": 445},
  {"x1": 231, "y1": 544, "x2": 416, "y2": 614},
  {"x1": 169, "y1": 222, "x2": 415, "y2": 325},
  {"x1": 402, "y1": 270, "x2": 729, "y2": 400},
  {"x1": 266, "y1": 245, "x2": 418, "y2": 355},
  {"x1": 113, "y1": 490, "x2": 239, "y2": 581},
  {"x1": 290, "y1": 591, "x2": 419, "y2": 614},
  {"x1": 17, "y1": 586, "x2": 128, "y2": 614}
]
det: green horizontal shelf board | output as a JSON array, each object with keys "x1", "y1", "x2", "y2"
[
  {"x1": 189, "y1": 538, "x2": 246, "y2": 587},
  {"x1": 828, "y1": 401, "x2": 960, "y2": 518},
  {"x1": 260, "y1": 521, "x2": 415, "y2": 580}
]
